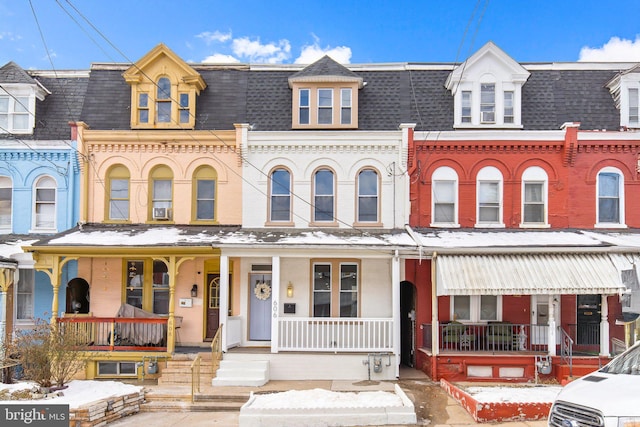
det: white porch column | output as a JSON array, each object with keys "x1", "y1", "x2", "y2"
[
  {"x1": 270, "y1": 256, "x2": 281, "y2": 354},
  {"x1": 600, "y1": 295, "x2": 610, "y2": 356},
  {"x1": 548, "y1": 295, "x2": 557, "y2": 356},
  {"x1": 219, "y1": 254, "x2": 229, "y2": 352},
  {"x1": 392, "y1": 250, "x2": 401, "y2": 378}
]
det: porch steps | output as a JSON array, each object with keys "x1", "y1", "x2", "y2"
[
  {"x1": 212, "y1": 360, "x2": 270, "y2": 387},
  {"x1": 558, "y1": 356, "x2": 608, "y2": 382},
  {"x1": 157, "y1": 352, "x2": 216, "y2": 386}
]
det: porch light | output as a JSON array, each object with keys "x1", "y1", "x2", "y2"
[
  {"x1": 191, "y1": 284, "x2": 198, "y2": 297},
  {"x1": 287, "y1": 281, "x2": 294, "y2": 298}
]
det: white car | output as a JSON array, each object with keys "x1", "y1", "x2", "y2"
[{"x1": 548, "y1": 342, "x2": 640, "y2": 427}]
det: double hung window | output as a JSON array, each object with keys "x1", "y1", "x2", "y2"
[{"x1": 269, "y1": 168, "x2": 291, "y2": 222}]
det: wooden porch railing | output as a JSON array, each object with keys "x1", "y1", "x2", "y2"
[
  {"x1": 278, "y1": 318, "x2": 393, "y2": 352},
  {"x1": 58, "y1": 316, "x2": 169, "y2": 352},
  {"x1": 421, "y1": 322, "x2": 549, "y2": 352}
]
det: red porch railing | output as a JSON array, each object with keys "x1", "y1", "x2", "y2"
[
  {"x1": 58, "y1": 316, "x2": 169, "y2": 352},
  {"x1": 421, "y1": 323, "x2": 549, "y2": 352}
]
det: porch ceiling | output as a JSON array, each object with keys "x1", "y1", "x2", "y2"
[{"x1": 436, "y1": 253, "x2": 627, "y2": 296}]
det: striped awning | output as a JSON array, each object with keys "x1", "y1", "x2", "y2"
[{"x1": 436, "y1": 253, "x2": 627, "y2": 296}]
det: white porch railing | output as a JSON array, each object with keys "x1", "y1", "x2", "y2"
[{"x1": 278, "y1": 318, "x2": 393, "y2": 352}]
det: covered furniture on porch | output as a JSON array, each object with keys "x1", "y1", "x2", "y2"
[{"x1": 485, "y1": 321, "x2": 513, "y2": 350}]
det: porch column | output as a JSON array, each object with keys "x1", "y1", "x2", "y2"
[
  {"x1": 167, "y1": 256, "x2": 177, "y2": 354},
  {"x1": 49, "y1": 257, "x2": 62, "y2": 325},
  {"x1": 270, "y1": 256, "x2": 280, "y2": 354},
  {"x1": 392, "y1": 250, "x2": 401, "y2": 378},
  {"x1": 600, "y1": 295, "x2": 610, "y2": 356},
  {"x1": 0, "y1": 269, "x2": 11, "y2": 362},
  {"x1": 547, "y1": 295, "x2": 557, "y2": 356},
  {"x1": 219, "y1": 255, "x2": 229, "y2": 352}
]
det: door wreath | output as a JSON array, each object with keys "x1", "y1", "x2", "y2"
[{"x1": 254, "y1": 282, "x2": 272, "y2": 300}]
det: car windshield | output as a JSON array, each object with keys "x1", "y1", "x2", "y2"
[{"x1": 601, "y1": 344, "x2": 640, "y2": 375}]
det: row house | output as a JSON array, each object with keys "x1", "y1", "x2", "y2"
[
  {"x1": 405, "y1": 42, "x2": 640, "y2": 381},
  {"x1": 8, "y1": 41, "x2": 640, "y2": 384},
  {"x1": 0, "y1": 61, "x2": 86, "y2": 357}
]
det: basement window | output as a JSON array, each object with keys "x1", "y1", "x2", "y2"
[{"x1": 97, "y1": 361, "x2": 137, "y2": 377}]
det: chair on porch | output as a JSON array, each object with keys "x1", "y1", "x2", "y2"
[
  {"x1": 442, "y1": 321, "x2": 475, "y2": 350},
  {"x1": 485, "y1": 321, "x2": 514, "y2": 350}
]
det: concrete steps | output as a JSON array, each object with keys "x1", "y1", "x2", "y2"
[
  {"x1": 212, "y1": 360, "x2": 270, "y2": 387},
  {"x1": 157, "y1": 352, "x2": 217, "y2": 386}
]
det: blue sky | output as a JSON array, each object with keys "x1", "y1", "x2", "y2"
[{"x1": 2, "y1": 0, "x2": 640, "y2": 69}]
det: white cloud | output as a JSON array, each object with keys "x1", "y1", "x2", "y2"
[
  {"x1": 202, "y1": 53, "x2": 241, "y2": 64},
  {"x1": 197, "y1": 30, "x2": 232, "y2": 44},
  {"x1": 579, "y1": 36, "x2": 640, "y2": 62},
  {"x1": 294, "y1": 37, "x2": 352, "y2": 64},
  {"x1": 231, "y1": 37, "x2": 291, "y2": 64}
]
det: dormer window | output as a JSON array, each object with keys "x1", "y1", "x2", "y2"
[
  {"x1": 0, "y1": 62, "x2": 49, "y2": 135},
  {"x1": 289, "y1": 55, "x2": 363, "y2": 129},
  {"x1": 123, "y1": 44, "x2": 205, "y2": 130},
  {"x1": 606, "y1": 65, "x2": 640, "y2": 129},
  {"x1": 445, "y1": 42, "x2": 530, "y2": 129}
]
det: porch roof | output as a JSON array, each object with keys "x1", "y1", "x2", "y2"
[{"x1": 435, "y1": 253, "x2": 627, "y2": 296}]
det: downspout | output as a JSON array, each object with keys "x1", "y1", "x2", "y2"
[{"x1": 431, "y1": 252, "x2": 439, "y2": 379}]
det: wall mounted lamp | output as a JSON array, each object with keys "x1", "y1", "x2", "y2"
[
  {"x1": 287, "y1": 281, "x2": 294, "y2": 298},
  {"x1": 191, "y1": 284, "x2": 198, "y2": 298}
]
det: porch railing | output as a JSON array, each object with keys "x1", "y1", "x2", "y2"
[
  {"x1": 560, "y1": 327, "x2": 573, "y2": 377},
  {"x1": 58, "y1": 316, "x2": 169, "y2": 352},
  {"x1": 421, "y1": 322, "x2": 549, "y2": 352},
  {"x1": 278, "y1": 318, "x2": 393, "y2": 352}
]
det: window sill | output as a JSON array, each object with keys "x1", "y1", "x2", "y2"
[
  {"x1": 352, "y1": 221, "x2": 383, "y2": 228},
  {"x1": 430, "y1": 223, "x2": 460, "y2": 228},
  {"x1": 594, "y1": 223, "x2": 627, "y2": 229},
  {"x1": 473, "y1": 223, "x2": 505, "y2": 228},
  {"x1": 519, "y1": 223, "x2": 551, "y2": 229},
  {"x1": 264, "y1": 221, "x2": 295, "y2": 227},
  {"x1": 308, "y1": 221, "x2": 339, "y2": 227},
  {"x1": 190, "y1": 220, "x2": 219, "y2": 225}
]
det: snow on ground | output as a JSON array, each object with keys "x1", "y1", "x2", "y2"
[
  {"x1": 0, "y1": 380, "x2": 143, "y2": 409},
  {"x1": 248, "y1": 388, "x2": 404, "y2": 409},
  {"x1": 464, "y1": 385, "x2": 562, "y2": 403}
]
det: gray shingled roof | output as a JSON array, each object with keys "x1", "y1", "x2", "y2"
[
  {"x1": 289, "y1": 55, "x2": 360, "y2": 80},
  {"x1": 76, "y1": 63, "x2": 624, "y2": 133},
  {"x1": 0, "y1": 61, "x2": 36, "y2": 84}
]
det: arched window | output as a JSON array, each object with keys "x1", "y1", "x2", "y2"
[
  {"x1": 597, "y1": 167, "x2": 625, "y2": 226},
  {"x1": 431, "y1": 167, "x2": 458, "y2": 226},
  {"x1": 156, "y1": 77, "x2": 172, "y2": 123},
  {"x1": 313, "y1": 168, "x2": 335, "y2": 223},
  {"x1": 270, "y1": 168, "x2": 291, "y2": 222},
  {"x1": 107, "y1": 165, "x2": 130, "y2": 221},
  {"x1": 476, "y1": 166, "x2": 503, "y2": 227},
  {"x1": 357, "y1": 169, "x2": 379, "y2": 223},
  {"x1": 33, "y1": 176, "x2": 56, "y2": 230},
  {"x1": 150, "y1": 166, "x2": 173, "y2": 221},
  {"x1": 0, "y1": 176, "x2": 12, "y2": 230},
  {"x1": 521, "y1": 166, "x2": 548, "y2": 227},
  {"x1": 193, "y1": 166, "x2": 217, "y2": 221}
]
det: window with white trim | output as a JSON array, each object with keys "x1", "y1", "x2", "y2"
[
  {"x1": 596, "y1": 167, "x2": 625, "y2": 227},
  {"x1": 318, "y1": 88, "x2": 333, "y2": 124},
  {"x1": 476, "y1": 166, "x2": 503, "y2": 227},
  {"x1": 33, "y1": 176, "x2": 56, "y2": 230},
  {"x1": 461, "y1": 91, "x2": 472, "y2": 123},
  {"x1": 629, "y1": 88, "x2": 639, "y2": 126},
  {"x1": 0, "y1": 94, "x2": 30, "y2": 133},
  {"x1": 504, "y1": 91, "x2": 514, "y2": 124},
  {"x1": 480, "y1": 83, "x2": 495, "y2": 123},
  {"x1": 357, "y1": 169, "x2": 379, "y2": 223},
  {"x1": 313, "y1": 168, "x2": 334, "y2": 223},
  {"x1": 431, "y1": 167, "x2": 458, "y2": 226},
  {"x1": 0, "y1": 176, "x2": 12, "y2": 230},
  {"x1": 16, "y1": 268, "x2": 34, "y2": 322},
  {"x1": 452, "y1": 295, "x2": 501, "y2": 322},
  {"x1": 269, "y1": 168, "x2": 291, "y2": 222},
  {"x1": 521, "y1": 166, "x2": 548, "y2": 227}
]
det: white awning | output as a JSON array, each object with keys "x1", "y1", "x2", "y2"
[{"x1": 436, "y1": 253, "x2": 627, "y2": 296}]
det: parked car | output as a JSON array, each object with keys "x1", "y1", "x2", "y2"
[{"x1": 548, "y1": 342, "x2": 640, "y2": 427}]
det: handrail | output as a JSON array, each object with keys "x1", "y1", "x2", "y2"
[
  {"x1": 190, "y1": 355, "x2": 201, "y2": 403},
  {"x1": 211, "y1": 323, "x2": 224, "y2": 376},
  {"x1": 611, "y1": 337, "x2": 627, "y2": 356},
  {"x1": 560, "y1": 327, "x2": 573, "y2": 378}
]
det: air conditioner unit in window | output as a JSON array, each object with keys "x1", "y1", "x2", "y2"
[
  {"x1": 153, "y1": 207, "x2": 171, "y2": 220},
  {"x1": 481, "y1": 111, "x2": 495, "y2": 123}
]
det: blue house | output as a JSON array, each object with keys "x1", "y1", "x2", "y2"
[{"x1": 0, "y1": 61, "x2": 88, "y2": 343}]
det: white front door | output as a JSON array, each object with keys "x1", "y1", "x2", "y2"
[{"x1": 531, "y1": 295, "x2": 558, "y2": 347}]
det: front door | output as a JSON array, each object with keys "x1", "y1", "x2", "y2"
[
  {"x1": 205, "y1": 274, "x2": 220, "y2": 340},
  {"x1": 249, "y1": 273, "x2": 272, "y2": 341},
  {"x1": 577, "y1": 294, "x2": 601, "y2": 345}
]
